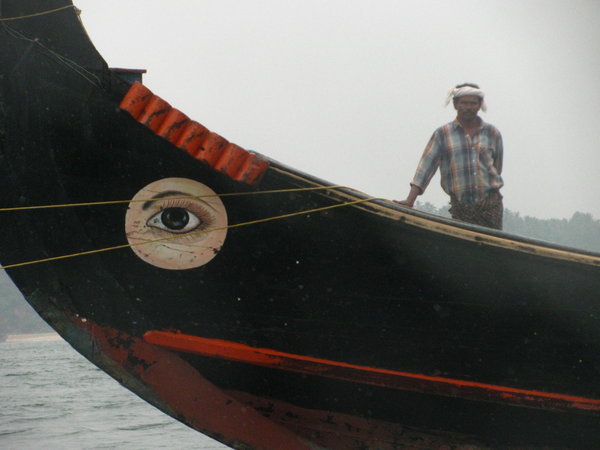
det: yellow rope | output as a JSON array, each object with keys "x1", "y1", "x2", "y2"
[
  {"x1": 0, "y1": 185, "x2": 345, "y2": 212},
  {"x1": 0, "y1": 197, "x2": 378, "y2": 270},
  {"x1": 0, "y1": 5, "x2": 76, "y2": 22}
]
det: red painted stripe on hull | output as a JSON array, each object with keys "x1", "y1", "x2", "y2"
[
  {"x1": 143, "y1": 330, "x2": 600, "y2": 414},
  {"x1": 67, "y1": 318, "x2": 313, "y2": 450}
]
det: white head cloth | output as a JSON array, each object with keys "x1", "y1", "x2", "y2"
[{"x1": 445, "y1": 85, "x2": 487, "y2": 112}]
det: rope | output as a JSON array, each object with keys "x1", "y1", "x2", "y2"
[
  {"x1": 0, "y1": 5, "x2": 77, "y2": 22},
  {"x1": 0, "y1": 196, "x2": 378, "y2": 270},
  {"x1": 0, "y1": 185, "x2": 345, "y2": 212},
  {"x1": 1, "y1": 5, "x2": 101, "y2": 86},
  {"x1": 0, "y1": 7, "x2": 374, "y2": 270}
]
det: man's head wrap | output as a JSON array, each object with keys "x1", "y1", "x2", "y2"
[{"x1": 445, "y1": 84, "x2": 487, "y2": 112}]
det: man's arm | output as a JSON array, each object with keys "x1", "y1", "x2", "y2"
[
  {"x1": 394, "y1": 129, "x2": 442, "y2": 208},
  {"x1": 394, "y1": 185, "x2": 422, "y2": 207}
]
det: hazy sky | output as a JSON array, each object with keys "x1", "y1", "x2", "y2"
[{"x1": 75, "y1": 0, "x2": 600, "y2": 220}]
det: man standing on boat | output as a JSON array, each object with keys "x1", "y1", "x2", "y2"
[{"x1": 396, "y1": 83, "x2": 504, "y2": 230}]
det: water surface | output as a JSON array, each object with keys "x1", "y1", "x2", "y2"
[{"x1": 0, "y1": 337, "x2": 227, "y2": 449}]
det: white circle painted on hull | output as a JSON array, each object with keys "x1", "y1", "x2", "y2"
[{"x1": 125, "y1": 178, "x2": 228, "y2": 270}]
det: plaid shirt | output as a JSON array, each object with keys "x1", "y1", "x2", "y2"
[{"x1": 411, "y1": 119, "x2": 504, "y2": 204}]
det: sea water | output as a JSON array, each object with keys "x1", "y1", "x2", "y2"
[{"x1": 0, "y1": 336, "x2": 228, "y2": 449}]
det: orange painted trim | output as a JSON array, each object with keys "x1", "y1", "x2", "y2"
[
  {"x1": 156, "y1": 109, "x2": 189, "y2": 141},
  {"x1": 119, "y1": 82, "x2": 153, "y2": 118},
  {"x1": 175, "y1": 121, "x2": 209, "y2": 155},
  {"x1": 214, "y1": 143, "x2": 251, "y2": 175},
  {"x1": 137, "y1": 96, "x2": 170, "y2": 131},
  {"x1": 119, "y1": 82, "x2": 268, "y2": 185},
  {"x1": 143, "y1": 330, "x2": 600, "y2": 414}
]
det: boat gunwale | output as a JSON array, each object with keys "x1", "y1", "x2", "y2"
[{"x1": 268, "y1": 165, "x2": 600, "y2": 267}]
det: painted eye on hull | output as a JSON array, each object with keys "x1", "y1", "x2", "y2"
[
  {"x1": 147, "y1": 207, "x2": 202, "y2": 233},
  {"x1": 125, "y1": 178, "x2": 228, "y2": 270}
]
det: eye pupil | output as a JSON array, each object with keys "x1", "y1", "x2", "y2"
[{"x1": 161, "y1": 207, "x2": 189, "y2": 230}]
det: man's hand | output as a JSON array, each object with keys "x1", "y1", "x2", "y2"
[
  {"x1": 393, "y1": 199, "x2": 415, "y2": 207},
  {"x1": 393, "y1": 185, "x2": 421, "y2": 208}
]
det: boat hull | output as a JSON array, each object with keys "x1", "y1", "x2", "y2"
[{"x1": 2, "y1": 1, "x2": 600, "y2": 448}]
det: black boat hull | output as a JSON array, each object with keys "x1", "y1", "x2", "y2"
[{"x1": 2, "y1": 2, "x2": 600, "y2": 448}]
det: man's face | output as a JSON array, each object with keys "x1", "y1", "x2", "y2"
[{"x1": 454, "y1": 95, "x2": 482, "y2": 122}]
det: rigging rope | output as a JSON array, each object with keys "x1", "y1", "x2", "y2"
[
  {"x1": 1, "y1": 6, "x2": 101, "y2": 86},
  {"x1": 0, "y1": 9, "x2": 378, "y2": 270},
  {"x1": 0, "y1": 196, "x2": 379, "y2": 270},
  {"x1": 0, "y1": 185, "x2": 345, "y2": 212},
  {"x1": 0, "y1": 5, "x2": 77, "y2": 21}
]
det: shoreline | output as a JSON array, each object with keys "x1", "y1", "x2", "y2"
[{"x1": 3, "y1": 332, "x2": 62, "y2": 343}]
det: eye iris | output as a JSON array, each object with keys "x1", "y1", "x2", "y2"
[{"x1": 161, "y1": 207, "x2": 189, "y2": 230}]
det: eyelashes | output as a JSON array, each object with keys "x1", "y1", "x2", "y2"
[
  {"x1": 147, "y1": 207, "x2": 201, "y2": 233},
  {"x1": 146, "y1": 199, "x2": 214, "y2": 234},
  {"x1": 146, "y1": 199, "x2": 215, "y2": 235}
]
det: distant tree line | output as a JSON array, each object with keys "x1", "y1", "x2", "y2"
[
  {"x1": 0, "y1": 273, "x2": 51, "y2": 340},
  {"x1": 415, "y1": 202, "x2": 600, "y2": 253}
]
